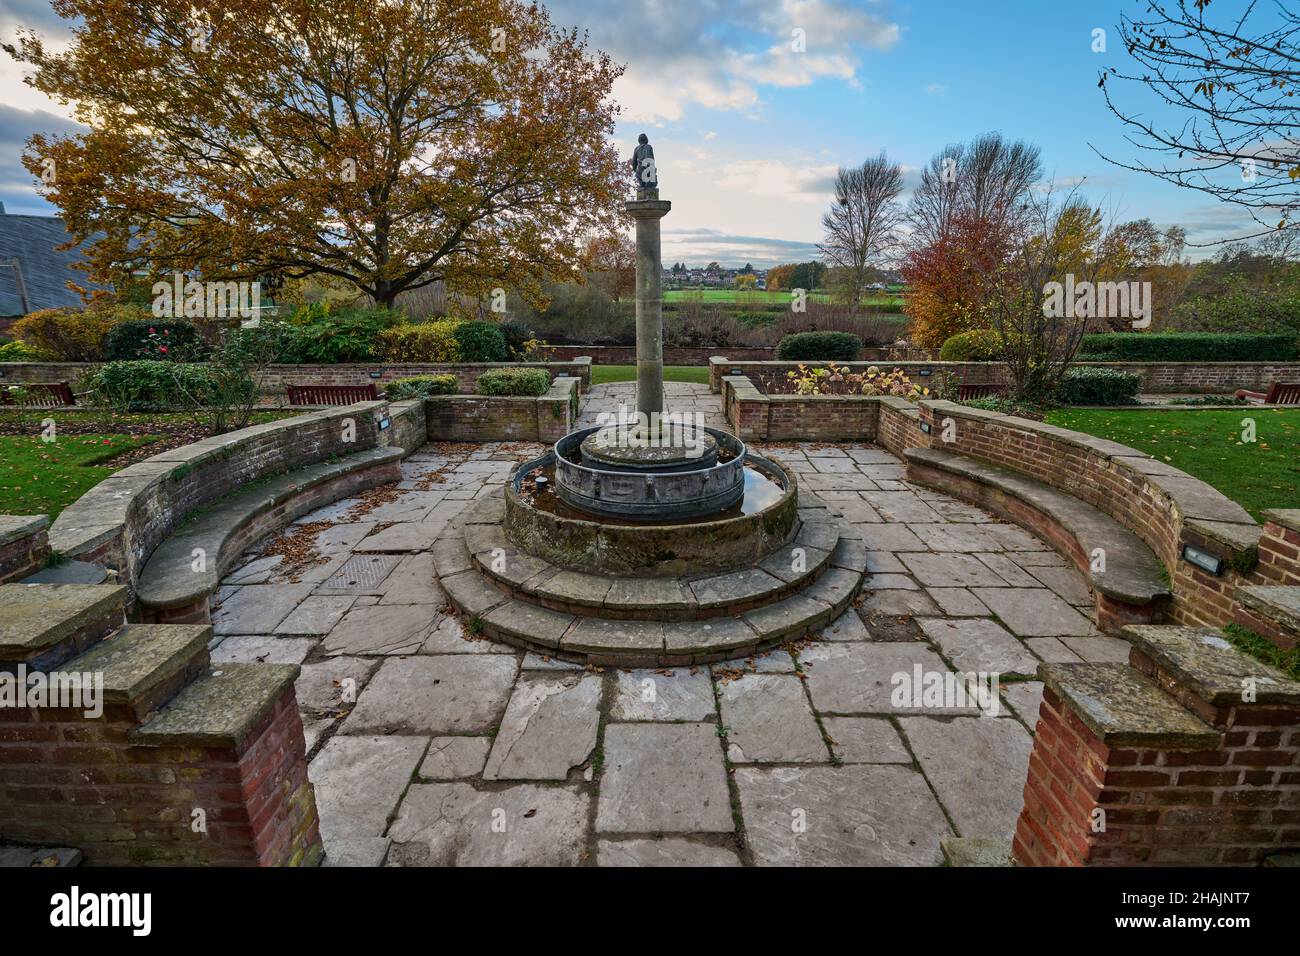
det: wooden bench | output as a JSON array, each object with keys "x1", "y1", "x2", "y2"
[
  {"x1": 957, "y1": 382, "x2": 1007, "y2": 400},
  {"x1": 135, "y1": 447, "x2": 403, "y2": 623},
  {"x1": 1235, "y1": 381, "x2": 1300, "y2": 405},
  {"x1": 0, "y1": 381, "x2": 76, "y2": 407},
  {"x1": 286, "y1": 383, "x2": 379, "y2": 406},
  {"x1": 904, "y1": 447, "x2": 1170, "y2": 630}
]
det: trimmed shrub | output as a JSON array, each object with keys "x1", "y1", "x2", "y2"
[
  {"x1": 0, "y1": 340, "x2": 50, "y2": 362},
  {"x1": 939, "y1": 329, "x2": 1004, "y2": 361},
  {"x1": 88, "y1": 360, "x2": 246, "y2": 411},
  {"x1": 476, "y1": 367, "x2": 551, "y2": 397},
  {"x1": 104, "y1": 319, "x2": 209, "y2": 361},
  {"x1": 10, "y1": 307, "x2": 124, "y2": 362},
  {"x1": 384, "y1": 374, "x2": 458, "y2": 399},
  {"x1": 1053, "y1": 366, "x2": 1141, "y2": 406},
  {"x1": 775, "y1": 330, "x2": 862, "y2": 361},
  {"x1": 1077, "y1": 332, "x2": 1299, "y2": 363},
  {"x1": 453, "y1": 320, "x2": 509, "y2": 362},
  {"x1": 277, "y1": 308, "x2": 398, "y2": 363},
  {"x1": 375, "y1": 321, "x2": 462, "y2": 362}
]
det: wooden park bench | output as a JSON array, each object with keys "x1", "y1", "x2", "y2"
[
  {"x1": 0, "y1": 381, "x2": 77, "y2": 407},
  {"x1": 286, "y1": 383, "x2": 379, "y2": 406},
  {"x1": 1235, "y1": 381, "x2": 1300, "y2": 405},
  {"x1": 957, "y1": 382, "x2": 1008, "y2": 401}
]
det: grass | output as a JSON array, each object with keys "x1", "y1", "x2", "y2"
[
  {"x1": 591, "y1": 365, "x2": 711, "y2": 385},
  {"x1": 0, "y1": 433, "x2": 160, "y2": 519},
  {"x1": 1045, "y1": 407, "x2": 1300, "y2": 521},
  {"x1": 1224, "y1": 623, "x2": 1300, "y2": 681},
  {"x1": 663, "y1": 288, "x2": 904, "y2": 308}
]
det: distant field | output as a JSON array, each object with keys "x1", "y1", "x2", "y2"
[
  {"x1": 592, "y1": 365, "x2": 711, "y2": 385},
  {"x1": 663, "y1": 289, "x2": 904, "y2": 308}
]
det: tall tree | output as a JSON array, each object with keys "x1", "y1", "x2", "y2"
[
  {"x1": 907, "y1": 133, "x2": 1042, "y2": 247},
  {"x1": 1098, "y1": 0, "x2": 1300, "y2": 241},
  {"x1": 585, "y1": 233, "x2": 636, "y2": 302},
  {"x1": 819, "y1": 153, "x2": 904, "y2": 314},
  {"x1": 6, "y1": 0, "x2": 624, "y2": 308}
]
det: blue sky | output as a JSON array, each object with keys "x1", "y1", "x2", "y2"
[{"x1": 0, "y1": 0, "x2": 1271, "y2": 267}]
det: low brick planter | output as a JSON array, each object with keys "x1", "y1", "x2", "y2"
[
  {"x1": 424, "y1": 376, "x2": 578, "y2": 443},
  {"x1": 708, "y1": 356, "x2": 1300, "y2": 396}
]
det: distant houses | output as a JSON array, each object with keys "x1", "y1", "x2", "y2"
[{"x1": 0, "y1": 203, "x2": 104, "y2": 332}]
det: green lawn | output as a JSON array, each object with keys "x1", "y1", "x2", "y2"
[
  {"x1": 591, "y1": 365, "x2": 711, "y2": 385},
  {"x1": 0, "y1": 434, "x2": 160, "y2": 519},
  {"x1": 1045, "y1": 408, "x2": 1300, "y2": 521},
  {"x1": 663, "y1": 288, "x2": 903, "y2": 308}
]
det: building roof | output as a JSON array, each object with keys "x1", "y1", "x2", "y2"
[{"x1": 0, "y1": 213, "x2": 105, "y2": 316}]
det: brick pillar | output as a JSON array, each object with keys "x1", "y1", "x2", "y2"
[{"x1": 1014, "y1": 625, "x2": 1300, "y2": 866}]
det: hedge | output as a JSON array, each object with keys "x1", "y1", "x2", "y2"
[
  {"x1": 375, "y1": 321, "x2": 462, "y2": 362},
  {"x1": 453, "y1": 320, "x2": 509, "y2": 362},
  {"x1": 384, "y1": 375, "x2": 458, "y2": 400},
  {"x1": 775, "y1": 331, "x2": 862, "y2": 361},
  {"x1": 476, "y1": 367, "x2": 551, "y2": 397},
  {"x1": 1054, "y1": 367, "x2": 1141, "y2": 406},
  {"x1": 939, "y1": 329, "x2": 1008, "y2": 361},
  {"x1": 1078, "y1": 332, "x2": 1299, "y2": 363}
]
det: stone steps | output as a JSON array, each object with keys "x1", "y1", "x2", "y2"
[
  {"x1": 131, "y1": 662, "x2": 300, "y2": 747},
  {"x1": 0, "y1": 582, "x2": 127, "y2": 670},
  {"x1": 62, "y1": 622, "x2": 211, "y2": 721},
  {"x1": 460, "y1": 517, "x2": 846, "y2": 621},
  {"x1": 440, "y1": 533, "x2": 864, "y2": 667},
  {"x1": 1234, "y1": 584, "x2": 1300, "y2": 650}
]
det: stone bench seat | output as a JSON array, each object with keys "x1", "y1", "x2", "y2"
[
  {"x1": 904, "y1": 447, "x2": 1170, "y2": 626},
  {"x1": 136, "y1": 447, "x2": 403, "y2": 620}
]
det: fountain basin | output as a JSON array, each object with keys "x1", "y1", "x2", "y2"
[{"x1": 504, "y1": 449, "x2": 798, "y2": 576}]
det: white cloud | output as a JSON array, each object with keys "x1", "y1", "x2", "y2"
[
  {"x1": 547, "y1": 0, "x2": 901, "y2": 123},
  {"x1": 717, "y1": 158, "x2": 838, "y2": 201},
  {"x1": 924, "y1": 82, "x2": 947, "y2": 96}
]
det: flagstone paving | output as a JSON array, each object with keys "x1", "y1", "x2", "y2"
[{"x1": 208, "y1": 383, "x2": 1118, "y2": 866}]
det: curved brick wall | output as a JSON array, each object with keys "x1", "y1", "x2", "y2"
[
  {"x1": 909, "y1": 400, "x2": 1276, "y2": 631},
  {"x1": 49, "y1": 400, "x2": 423, "y2": 592}
]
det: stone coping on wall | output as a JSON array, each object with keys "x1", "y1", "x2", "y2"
[
  {"x1": 707, "y1": 355, "x2": 1300, "y2": 395},
  {"x1": 49, "y1": 400, "x2": 397, "y2": 590},
  {"x1": 0, "y1": 358, "x2": 592, "y2": 394},
  {"x1": 424, "y1": 375, "x2": 578, "y2": 444}
]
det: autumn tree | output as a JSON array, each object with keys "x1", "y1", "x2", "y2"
[
  {"x1": 765, "y1": 263, "x2": 796, "y2": 292},
  {"x1": 819, "y1": 153, "x2": 904, "y2": 313},
  {"x1": 585, "y1": 233, "x2": 636, "y2": 302},
  {"x1": 901, "y1": 212, "x2": 1012, "y2": 347},
  {"x1": 6, "y1": 0, "x2": 625, "y2": 309}
]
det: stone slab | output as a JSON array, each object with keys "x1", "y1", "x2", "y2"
[
  {"x1": 342, "y1": 655, "x2": 518, "y2": 735},
  {"x1": 735, "y1": 765, "x2": 951, "y2": 866},
  {"x1": 597, "y1": 723, "x2": 734, "y2": 833},
  {"x1": 719, "y1": 673, "x2": 827, "y2": 764},
  {"x1": 821, "y1": 717, "x2": 911, "y2": 764},
  {"x1": 898, "y1": 715, "x2": 1033, "y2": 840},
  {"x1": 970, "y1": 588, "x2": 1096, "y2": 637},
  {"x1": 211, "y1": 634, "x2": 315, "y2": 665},
  {"x1": 918, "y1": 617, "x2": 1039, "y2": 675},
  {"x1": 322, "y1": 602, "x2": 439, "y2": 656},
  {"x1": 309, "y1": 734, "x2": 428, "y2": 842},
  {"x1": 596, "y1": 838, "x2": 741, "y2": 867},
  {"x1": 800, "y1": 642, "x2": 978, "y2": 715},
  {"x1": 482, "y1": 674, "x2": 601, "y2": 780},
  {"x1": 418, "y1": 737, "x2": 492, "y2": 780},
  {"x1": 387, "y1": 782, "x2": 589, "y2": 866},
  {"x1": 275, "y1": 595, "x2": 356, "y2": 635},
  {"x1": 611, "y1": 668, "x2": 716, "y2": 721}
]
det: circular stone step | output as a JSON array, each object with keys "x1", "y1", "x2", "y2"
[
  {"x1": 464, "y1": 516, "x2": 842, "y2": 621},
  {"x1": 435, "y1": 525, "x2": 866, "y2": 667}
]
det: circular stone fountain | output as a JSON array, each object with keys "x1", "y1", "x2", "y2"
[{"x1": 433, "y1": 172, "x2": 864, "y2": 665}]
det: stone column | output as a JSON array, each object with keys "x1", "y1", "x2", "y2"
[{"x1": 625, "y1": 199, "x2": 672, "y2": 418}]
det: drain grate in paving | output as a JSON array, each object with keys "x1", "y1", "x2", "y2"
[{"x1": 318, "y1": 554, "x2": 405, "y2": 593}]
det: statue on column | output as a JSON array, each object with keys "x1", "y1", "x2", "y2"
[{"x1": 629, "y1": 133, "x2": 658, "y2": 200}]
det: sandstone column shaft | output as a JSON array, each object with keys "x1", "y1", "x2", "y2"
[{"x1": 625, "y1": 199, "x2": 672, "y2": 418}]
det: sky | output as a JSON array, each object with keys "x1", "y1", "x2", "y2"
[{"x1": 0, "y1": 0, "x2": 1275, "y2": 268}]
